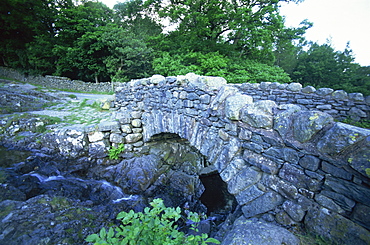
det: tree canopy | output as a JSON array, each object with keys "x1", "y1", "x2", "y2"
[{"x1": 0, "y1": 0, "x2": 368, "y2": 95}]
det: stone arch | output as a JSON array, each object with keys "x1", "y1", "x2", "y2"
[
  {"x1": 113, "y1": 74, "x2": 370, "y2": 244},
  {"x1": 143, "y1": 117, "x2": 239, "y2": 215}
]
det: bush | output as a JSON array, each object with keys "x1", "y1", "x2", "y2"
[
  {"x1": 85, "y1": 198, "x2": 220, "y2": 245},
  {"x1": 152, "y1": 51, "x2": 291, "y2": 84}
]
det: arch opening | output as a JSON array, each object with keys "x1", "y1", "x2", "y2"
[
  {"x1": 146, "y1": 133, "x2": 237, "y2": 217},
  {"x1": 199, "y1": 172, "x2": 237, "y2": 216}
]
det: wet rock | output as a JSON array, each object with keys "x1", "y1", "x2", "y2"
[
  {"x1": 222, "y1": 216, "x2": 299, "y2": 245},
  {"x1": 0, "y1": 195, "x2": 145, "y2": 245},
  {"x1": 104, "y1": 154, "x2": 162, "y2": 194}
]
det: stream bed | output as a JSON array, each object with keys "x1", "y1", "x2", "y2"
[{"x1": 0, "y1": 144, "x2": 236, "y2": 244}]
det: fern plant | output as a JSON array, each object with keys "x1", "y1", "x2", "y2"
[
  {"x1": 86, "y1": 198, "x2": 220, "y2": 245},
  {"x1": 108, "y1": 143, "x2": 125, "y2": 160}
]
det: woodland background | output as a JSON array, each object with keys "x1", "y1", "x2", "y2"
[{"x1": 1, "y1": 0, "x2": 369, "y2": 95}]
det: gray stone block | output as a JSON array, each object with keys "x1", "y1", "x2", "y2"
[
  {"x1": 227, "y1": 167, "x2": 261, "y2": 195},
  {"x1": 299, "y1": 155, "x2": 320, "y2": 171},
  {"x1": 242, "y1": 191, "x2": 283, "y2": 218}
]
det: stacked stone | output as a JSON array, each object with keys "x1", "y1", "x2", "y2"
[
  {"x1": 112, "y1": 73, "x2": 370, "y2": 245},
  {"x1": 0, "y1": 67, "x2": 113, "y2": 93},
  {"x1": 240, "y1": 81, "x2": 369, "y2": 121}
]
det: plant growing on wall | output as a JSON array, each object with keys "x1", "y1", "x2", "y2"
[
  {"x1": 108, "y1": 143, "x2": 125, "y2": 160},
  {"x1": 85, "y1": 198, "x2": 220, "y2": 245}
]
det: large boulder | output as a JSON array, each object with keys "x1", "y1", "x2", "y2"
[
  {"x1": 305, "y1": 207, "x2": 370, "y2": 245},
  {"x1": 292, "y1": 111, "x2": 333, "y2": 143}
]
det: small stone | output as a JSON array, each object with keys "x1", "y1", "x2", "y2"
[
  {"x1": 287, "y1": 83, "x2": 302, "y2": 92},
  {"x1": 316, "y1": 104, "x2": 332, "y2": 110},
  {"x1": 132, "y1": 128, "x2": 142, "y2": 133},
  {"x1": 150, "y1": 75, "x2": 165, "y2": 85},
  {"x1": 218, "y1": 129, "x2": 230, "y2": 141},
  {"x1": 225, "y1": 93, "x2": 253, "y2": 120},
  {"x1": 349, "y1": 93, "x2": 364, "y2": 102},
  {"x1": 316, "y1": 88, "x2": 334, "y2": 96},
  {"x1": 198, "y1": 76, "x2": 227, "y2": 89},
  {"x1": 131, "y1": 119, "x2": 142, "y2": 128},
  {"x1": 283, "y1": 200, "x2": 306, "y2": 222},
  {"x1": 299, "y1": 155, "x2": 320, "y2": 171},
  {"x1": 200, "y1": 94, "x2": 211, "y2": 104},
  {"x1": 239, "y1": 128, "x2": 252, "y2": 140},
  {"x1": 301, "y1": 86, "x2": 316, "y2": 93},
  {"x1": 332, "y1": 90, "x2": 348, "y2": 100},
  {"x1": 121, "y1": 125, "x2": 132, "y2": 134},
  {"x1": 88, "y1": 131, "x2": 104, "y2": 143},
  {"x1": 242, "y1": 191, "x2": 283, "y2": 218},
  {"x1": 98, "y1": 121, "x2": 120, "y2": 132},
  {"x1": 131, "y1": 111, "x2": 142, "y2": 119},
  {"x1": 125, "y1": 133, "x2": 143, "y2": 143},
  {"x1": 110, "y1": 133, "x2": 124, "y2": 144}
]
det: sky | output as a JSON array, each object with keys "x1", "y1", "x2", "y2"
[{"x1": 100, "y1": 0, "x2": 370, "y2": 66}]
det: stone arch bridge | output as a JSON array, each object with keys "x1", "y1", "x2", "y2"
[{"x1": 111, "y1": 74, "x2": 370, "y2": 244}]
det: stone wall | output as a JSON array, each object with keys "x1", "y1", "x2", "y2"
[
  {"x1": 111, "y1": 73, "x2": 370, "y2": 244},
  {"x1": 239, "y1": 82, "x2": 370, "y2": 121},
  {"x1": 0, "y1": 67, "x2": 114, "y2": 93}
]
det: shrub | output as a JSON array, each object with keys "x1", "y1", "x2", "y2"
[{"x1": 85, "y1": 198, "x2": 220, "y2": 245}]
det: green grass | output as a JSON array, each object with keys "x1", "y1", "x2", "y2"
[
  {"x1": 339, "y1": 118, "x2": 370, "y2": 129},
  {"x1": 0, "y1": 76, "x2": 113, "y2": 95}
]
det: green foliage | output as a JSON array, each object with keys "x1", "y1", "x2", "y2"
[
  {"x1": 153, "y1": 51, "x2": 291, "y2": 84},
  {"x1": 108, "y1": 144, "x2": 125, "y2": 160},
  {"x1": 85, "y1": 198, "x2": 220, "y2": 245},
  {"x1": 291, "y1": 42, "x2": 370, "y2": 96},
  {"x1": 339, "y1": 118, "x2": 370, "y2": 129}
]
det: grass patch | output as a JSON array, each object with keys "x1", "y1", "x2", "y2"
[{"x1": 339, "y1": 118, "x2": 370, "y2": 129}]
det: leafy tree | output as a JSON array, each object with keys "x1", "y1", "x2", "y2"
[
  {"x1": 53, "y1": 1, "x2": 114, "y2": 80},
  {"x1": 0, "y1": 0, "x2": 73, "y2": 69},
  {"x1": 274, "y1": 19, "x2": 312, "y2": 74},
  {"x1": 113, "y1": 0, "x2": 162, "y2": 38},
  {"x1": 101, "y1": 25, "x2": 155, "y2": 82},
  {"x1": 291, "y1": 41, "x2": 370, "y2": 95},
  {"x1": 145, "y1": 0, "x2": 304, "y2": 62}
]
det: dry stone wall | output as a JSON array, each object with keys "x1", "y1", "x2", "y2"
[
  {"x1": 112, "y1": 73, "x2": 370, "y2": 244},
  {"x1": 239, "y1": 82, "x2": 370, "y2": 121},
  {"x1": 0, "y1": 67, "x2": 113, "y2": 93}
]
